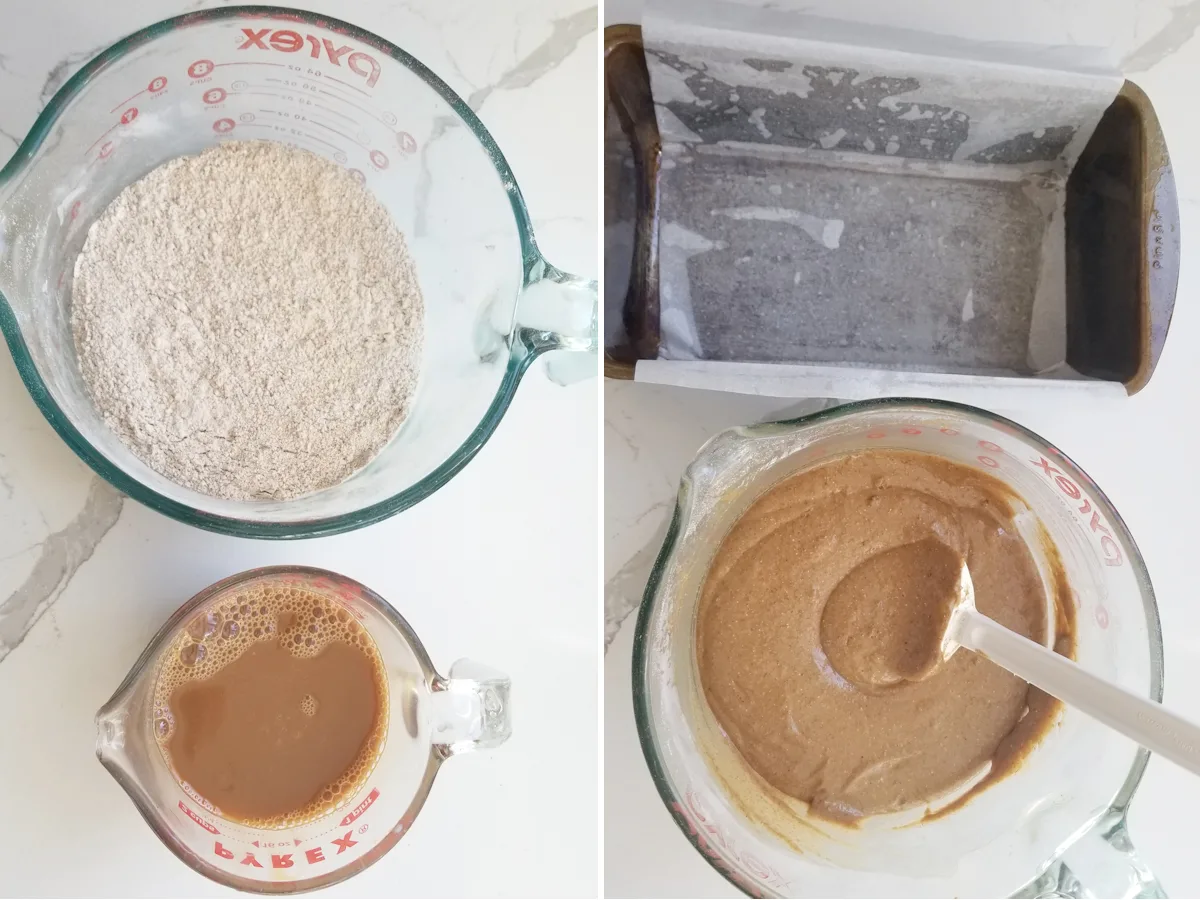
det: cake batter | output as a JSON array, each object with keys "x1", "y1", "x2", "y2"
[{"x1": 696, "y1": 449, "x2": 1068, "y2": 822}]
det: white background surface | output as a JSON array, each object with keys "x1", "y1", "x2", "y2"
[
  {"x1": 604, "y1": 1, "x2": 1200, "y2": 898},
  {"x1": 0, "y1": 0, "x2": 598, "y2": 896}
]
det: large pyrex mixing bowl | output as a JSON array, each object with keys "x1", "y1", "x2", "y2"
[
  {"x1": 0, "y1": 6, "x2": 596, "y2": 538},
  {"x1": 635, "y1": 399, "x2": 1163, "y2": 898}
]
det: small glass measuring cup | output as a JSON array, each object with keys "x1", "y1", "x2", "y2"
[
  {"x1": 0, "y1": 6, "x2": 597, "y2": 538},
  {"x1": 635, "y1": 398, "x2": 1163, "y2": 898},
  {"x1": 96, "y1": 566, "x2": 510, "y2": 893}
]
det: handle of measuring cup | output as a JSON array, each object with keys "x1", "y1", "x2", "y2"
[
  {"x1": 1022, "y1": 811, "x2": 1165, "y2": 899},
  {"x1": 514, "y1": 258, "x2": 598, "y2": 385},
  {"x1": 429, "y1": 659, "x2": 512, "y2": 758}
]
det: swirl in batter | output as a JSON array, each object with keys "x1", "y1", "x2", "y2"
[{"x1": 696, "y1": 449, "x2": 1068, "y2": 822}]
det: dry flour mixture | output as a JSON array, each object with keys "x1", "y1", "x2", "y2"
[{"x1": 71, "y1": 141, "x2": 424, "y2": 501}]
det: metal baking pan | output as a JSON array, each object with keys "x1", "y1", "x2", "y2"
[{"x1": 604, "y1": 24, "x2": 1179, "y2": 398}]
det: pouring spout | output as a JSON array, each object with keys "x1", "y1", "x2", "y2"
[{"x1": 95, "y1": 698, "x2": 131, "y2": 763}]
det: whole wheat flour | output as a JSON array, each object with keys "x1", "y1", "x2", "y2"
[{"x1": 71, "y1": 140, "x2": 424, "y2": 501}]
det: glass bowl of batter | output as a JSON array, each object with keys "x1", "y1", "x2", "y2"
[
  {"x1": 0, "y1": 6, "x2": 596, "y2": 537},
  {"x1": 633, "y1": 398, "x2": 1162, "y2": 898}
]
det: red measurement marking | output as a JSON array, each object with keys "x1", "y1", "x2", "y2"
[
  {"x1": 978, "y1": 440, "x2": 1003, "y2": 453},
  {"x1": 347, "y1": 168, "x2": 365, "y2": 185},
  {"x1": 120, "y1": 107, "x2": 138, "y2": 125},
  {"x1": 109, "y1": 77, "x2": 166, "y2": 114},
  {"x1": 213, "y1": 118, "x2": 236, "y2": 133},
  {"x1": 214, "y1": 831, "x2": 346, "y2": 868},
  {"x1": 331, "y1": 831, "x2": 359, "y2": 853},
  {"x1": 69, "y1": 200, "x2": 81, "y2": 220},
  {"x1": 670, "y1": 789, "x2": 786, "y2": 896},
  {"x1": 109, "y1": 88, "x2": 142, "y2": 113},
  {"x1": 340, "y1": 788, "x2": 379, "y2": 826},
  {"x1": 236, "y1": 28, "x2": 381, "y2": 88},
  {"x1": 397, "y1": 131, "x2": 417, "y2": 154},
  {"x1": 179, "y1": 801, "x2": 220, "y2": 835},
  {"x1": 85, "y1": 126, "x2": 117, "y2": 155},
  {"x1": 977, "y1": 455, "x2": 999, "y2": 468},
  {"x1": 1054, "y1": 476, "x2": 1081, "y2": 500},
  {"x1": 110, "y1": 92, "x2": 140, "y2": 113},
  {"x1": 939, "y1": 427, "x2": 959, "y2": 436},
  {"x1": 99, "y1": 141, "x2": 115, "y2": 159},
  {"x1": 238, "y1": 27, "x2": 270, "y2": 50},
  {"x1": 369, "y1": 149, "x2": 389, "y2": 170},
  {"x1": 866, "y1": 430, "x2": 885, "y2": 439},
  {"x1": 1030, "y1": 456, "x2": 1123, "y2": 566},
  {"x1": 188, "y1": 59, "x2": 215, "y2": 79},
  {"x1": 901, "y1": 427, "x2": 921, "y2": 435},
  {"x1": 1095, "y1": 604, "x2": 1109, "y2": 629},
  {"x1": 203, "y1": 87, "x2": 227, "y2": 104}
]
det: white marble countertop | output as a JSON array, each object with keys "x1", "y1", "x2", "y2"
[
  {"x1": 0, "y1": 1, "x2": 597, "y2": 896},
  {"x1": 604, "y1": 6, "x2": 1200, "y2": 899}
]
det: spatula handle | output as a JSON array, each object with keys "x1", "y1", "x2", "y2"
[{"x1": 954, "y1": 608, "x2": 1200, "y2": 777}]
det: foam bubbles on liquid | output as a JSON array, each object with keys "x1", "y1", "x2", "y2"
[
  {"x1": 186, "y1": 610, "x2": 220, "y2": 641},
  {"x1": 152, "y1": 583, "x2": 389, "y2": 830},
  {"x1": 179, "y1": 642, "x2": 206, "y2": 666}
]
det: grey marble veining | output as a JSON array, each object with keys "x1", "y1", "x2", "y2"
[
  {"x1": 603, "y1": 382, "x2": 835, "y2": 650},
  {"x1": 0, "y1": 481, "x2": 123, "y2": 663},
  {"x1": 464, "y1": 5, "x2": 595, "y2": 110}
]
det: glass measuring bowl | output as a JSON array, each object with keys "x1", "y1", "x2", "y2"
[
  {"x1": 634, "y1": 398, "x2": 1163, "y2": 899},
  {"x1": 96, "y1": 566, "x2": 511, "y2": 893},
  {"x1": 0, "y1": 6, "x2": 597, "y2": 538}
]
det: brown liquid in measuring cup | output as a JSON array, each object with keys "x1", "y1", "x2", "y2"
[{"x1": 152, "y1": 584, "x2": 388, "y2": 828}]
